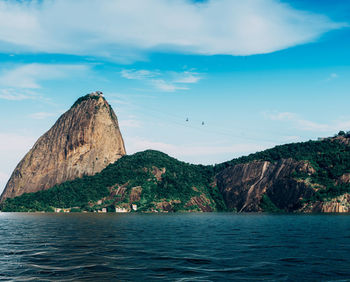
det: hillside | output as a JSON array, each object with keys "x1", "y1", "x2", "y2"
[
  {"x1": 2, "y1": 132, "x2": 350, "y2": 213},
  {"x1": 1, "y1": 150, "x2": 225, "y2": 212},
  {"x1": 215, "y1": 132, "x2": 350, "y2": 212}
]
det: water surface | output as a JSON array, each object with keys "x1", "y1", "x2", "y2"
[{"x1": 1, "y1": 213, "x2": 350, "y2": 281}]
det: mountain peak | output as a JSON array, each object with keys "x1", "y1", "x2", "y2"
[
  {"x1": 71, "y1": 91, "x2": 105, "y2": 108},
  {"x1": 0, "y1": 92, "x2": 126, "y2": 202}
]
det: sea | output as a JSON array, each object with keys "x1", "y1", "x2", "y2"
[{"x1": 1, "y1": 213, "x2": 350, "y2": 281}]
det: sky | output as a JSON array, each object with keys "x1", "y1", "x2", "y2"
[{"x1": 0, "y1": 0, "x2": 349, "y2": 193}]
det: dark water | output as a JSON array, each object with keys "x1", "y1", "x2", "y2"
[{"x1": 1, "y1": 213, "x2": 350, "y2": 281}]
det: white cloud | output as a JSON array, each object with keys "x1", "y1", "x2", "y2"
[
  {"x1": 0, "y1": 171, "x2": 9, "y2": 195},
  {"x1": 264, "y1": 111, "x2": 350, "y2": 132},
  {"x1": 266, "y1": 111, "x2": 297, "y2": 121},
  {"x1": 0, "y1": 133, "x2": 36, "y2": 155},
  {"x1": 264, "y1": 111, "x2": 330, "y2": 131},
  {"x1": 0, "y1": 171, "x2": 9, "y2": 183},
  {"x1": 0, "y1": 88, "x2": 38, "y2": 101},
  {"x1": 0, "y1": 63, "x2": 91, "y2": 101},
  {"x1": 109, "y1": 99, "x2": 130, "y2": 106},
  {"x1": 119, "y1": 119, "x2": 141, "y2": 128},
  {"x1": 325, "y1": 72, "x2": 339, "y2": 82},
  {"x1": 126, "y1": 136, "x2": 266, "y2": 163},
  {"x1": 173, "y1": 71, "x2": 202, "y2": 84},
  {"x1": 0, "y1": 63, "x2": 90, "y2": 89},
  {"x1": 0, "y1": 0, "x2": 345, "y2": 61},
  {"x1": 0, "y1": 133, "x2": 37, "y2": 194},
  {"x1": 120, "y1": 69, "x2": 158, "y2": 80},
  {"x1": 29, "y1": 112, "x2": 57, "y2": 120},
  {"x1": 120, "y1": 69, "x2": 201, "y2": 92},
  {"x1": 281, "y1": 135, "x2": 302, "y2": 142},
  {"x1": 150, "y1": 79, "x2": 189, "y2": 92}
]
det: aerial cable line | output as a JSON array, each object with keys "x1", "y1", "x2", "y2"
[
  {"x1": 136, "y1": 109, "x2": 282, "y2": 144},
  {"x1": 134, "y1": 104, "x2": 295, "y2": 139},
  {"x1": 134, "y1": 109, "x2": 280, "y2": 144}
]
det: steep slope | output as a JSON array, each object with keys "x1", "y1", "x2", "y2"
[
  {"x1": 216, "y1": 159, "x2": 315, "y2": 212},
  {"x1": 3, "y1": 129, "x2": 350, "y2": 213},
  {"x1": 215, "y1": 134, "x2": 350, "y2": 212},
  {"x1": 1, "y1": 150, "x2": 225, "y2": 212},
  {"x1": 0, "y1": 92, "x2": 126, "y2": 202}
]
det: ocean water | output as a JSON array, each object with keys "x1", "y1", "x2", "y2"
[{"x1": 1, "y1": 213, "x2": 350, "y2": 281}]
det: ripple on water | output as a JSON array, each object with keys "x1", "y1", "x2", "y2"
[{"x1": 1, "y1": 213, "x2": 350, "y2": 281}]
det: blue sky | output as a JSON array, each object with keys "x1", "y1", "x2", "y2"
[{"x1": 0, "y1": 0, "x2": 349, "y2": 192}]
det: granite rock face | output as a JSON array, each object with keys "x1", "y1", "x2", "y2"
[
  {"x1": 215, "y1": 158, "x2": 315, "y2": 212},
  {"x1": 0, "y1": 93, "x2": 126, "y2": 201},
  {"x1": 301, "y1": 193, "x2": 350, "y2": 213}
]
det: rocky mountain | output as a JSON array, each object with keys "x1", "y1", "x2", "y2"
[
  {"x1": 0, "y1": 92, "x2": 126, "y2": 202},
  {"x1": 215, "y1": 133, "x2": 350, "y2": 213},
  {"x1": 1, "y1": 150, "x2": 224, "y2": 212},
  {"x1": 2, "y1": 92, "x2": 350, "y2": 213},
  {"x1": 215, "y1": 159, "x2": 315, "y2": 212}
]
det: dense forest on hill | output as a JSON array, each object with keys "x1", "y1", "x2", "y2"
[
  {"x1": 2, "y1": 133, "x2": 350, "y2": 212},
  {"x1": 1, "y1": 150, "x2": 224, "y2": 212},
  {"x1": 216, "y1": 134, "x2": 350, "y2": 202}
]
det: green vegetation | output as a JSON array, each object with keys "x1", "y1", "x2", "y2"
[
  {"x1": 1, "y1": 150, "x2": 224, "y2": 212},
  {"x1": 259, "y1": 194, "x2": 284, "y2": 213},
  {"x1": 71, "y1": 93, "x2": 102, "y2": 108},
  {"x1": 216, "y1": 135, "x2": 350, "y2": 203},
  {"x1": 3, "y1": 132, "x2": 350, "y2": 212}
]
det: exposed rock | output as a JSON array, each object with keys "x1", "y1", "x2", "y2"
[
  {"x1": 109, "y1": 183, "x2": 128, "y2": 204},
  {"x1": 1, "y1": 93, "x2": 126, "y2": 201},
  {"x1": 155, "y1": 199, "x2": 181, "y2": 212},
  {"x1": 215, "y1": 159, "x2": 315, "y2": 212},
  {"x1": 338, "y1": 173, "x2": 350, "y2": 184},
  {"x1": 129, "y1": 186, "x2": 142, "y2": 202},
  {"x1": 331, "y1": 135, "x2": 350, "y2": 146},
  {"x1": 156, "y1": 201, "x2": 174, "y2": 212},
  {"x1": 151, "y1": 166, "x2": 166, "y2": 181},
  {"x1": 185, "y1": 194, "x2": 213, "y2": 212},
  {"x1": 301, "y1": 194, "x2": 350, "y2": 213}
]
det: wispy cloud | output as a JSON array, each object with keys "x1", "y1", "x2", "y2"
[
  {"x1": 325, "y1": 72, "x2": 339, "y2": 82},
  {"x1": 119, "y1": 119, "x2": 141, "y2": 128},
  {"x1": 0, "y1": 63, "x2": 90, "y2": 89},
  {"x1": 281, "y1": 135, "x2": 302, "y2": 143},
  {"x1": 0, "y1": 171, "x2": 9, "y2": 194},
  {"x1": 264, "y1": 111, "x2": 350, "y2": 132},
  {"x1": 150, "y1": 79, "x2": 189, "y2": 92},
  {"x1": 173, "y1": 71, "x2": 202, "y2": 84},
  {"x1": 29, "y1": 112, "x2": 58, "y2": 120},
  {"x1": 120, "y1": 69, "x2": 202, "y2": 92},
  {"x1": 0, "y1": 133, "x2": 37, "y2": 193},
  {"x1": 120, "y1": 69, "x2": 158, "y2": 80},
  {"x1": 0, "y1": 63, "x2": 91, "y2": 101},
  {"x1": 126, "y1": 136, "x2": 266, "y2": 163},
  {"x1": 0, "y1": 0, "x2": 345, "y2": 61},
  {"x1": 0, "y1": 88, "x2": 39, "y2": 101}
]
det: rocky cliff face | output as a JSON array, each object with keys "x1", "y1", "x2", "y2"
[
  {"x1": 0, "y1": 93, "x2": 126, "y2": 201},
  {"x1": 215, "y1": 158, "x2": 315, "y2": 212},
  {"x1": 300, "y1": 193, "x2": 350, "y2": 213}
]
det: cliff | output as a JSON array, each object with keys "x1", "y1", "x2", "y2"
[
  {"x1": 215, "y1": 134, "x2": 350, "y2": 213},
  {"x1": 0, "y1": 92, "x2": 126, "y2": 202},
  {"x1": 215, "y1": 159, "x2": 315, "y2": 212},
  {"x1": 2, "y1": 122, "x2": 350, "y2": 213}
]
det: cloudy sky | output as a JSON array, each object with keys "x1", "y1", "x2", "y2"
[{"x1": 0, "y1": 0, "x2": 349, "y2": 193}]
